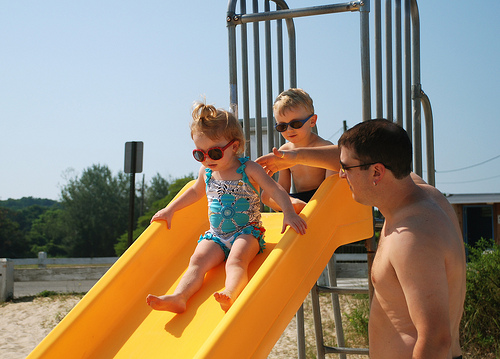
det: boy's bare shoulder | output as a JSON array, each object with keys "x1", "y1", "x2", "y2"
[
  {"x1": 313, "y1": 135, "x2": 333, "y2": 147},
  {"x1": 278, "y1": 142, "x2": 295, "y2": 150}
]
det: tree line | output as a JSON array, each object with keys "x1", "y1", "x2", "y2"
[{"x1": 0, "y1": 164, "x2": 194, "y2": 258}]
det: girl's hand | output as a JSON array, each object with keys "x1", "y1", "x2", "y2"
[
  {"x1": 282, "y1": 212, "x2": 307, "y2": 235},
  {"x1": 151, "y1": 207, "x2": 174, "y2": 229}
]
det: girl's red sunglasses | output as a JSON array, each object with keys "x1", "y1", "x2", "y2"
[{"x1": 192, "y1": 139, "x2": 235, "y2": 162}]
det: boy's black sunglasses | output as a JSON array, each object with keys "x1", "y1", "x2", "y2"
[{"x1": 274, "y1": 114, "x2": 314, "y2": 132}]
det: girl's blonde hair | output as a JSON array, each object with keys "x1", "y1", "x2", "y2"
[{"x1": 190, "y1": 102, "x2": 245, "y2": 155}]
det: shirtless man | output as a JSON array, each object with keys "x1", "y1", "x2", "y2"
[
  {"x1": 256, "y1": 119, "x2": 466, "y2": 359},
  {"x1": 261, "y1": 88, "x2": 335, "y2": 213}
]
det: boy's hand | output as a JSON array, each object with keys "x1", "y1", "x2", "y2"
[
  {"x1": 256, "y1": 147, "x2": 296, "y2": 176},
  {"x1": 282, "y1": 212, "x2": 307, "y2": 235},
  {"x1": 151, "y1": 207, "x2": 174, "y2": 229}
]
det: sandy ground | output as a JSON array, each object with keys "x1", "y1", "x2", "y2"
[
  {"x1": 0, "y1": 295, "x2": 83, "y2": 359},
  {"x1": 0, "y1": 294, "x2": 368, "y2": 359},
  {"x1": 1, "y1": 279, "x2": 369, "y2": 358}
]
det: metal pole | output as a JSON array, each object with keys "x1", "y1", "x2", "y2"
[
  {"x1": 227, "y1": 7, "x2": 239, "y2": 119},
  {"x1": 410, "y1": 0, "x2": 423, "y2": 176},
  {"x1": 265, "y1": 0, "x2": 274, "y2": 153},
  {"x1": 385, "y1": 0, "x2": 393, "y2": 121},
  {"x1": 360, "y1": 0, "x2": 371, "y2": 122},
  {"x1": 374, "y1": 0, "x2": 383, "y2": 118},
  {"x1": 127, "y1": 142, "x2": 136, "y2": 247},
  {"x1": 328, "y1": 255, "x2": 347, "y2": 359},
  {"x1": 253, "y1": 0, "x2": 263, "y2": 158},
  {"x1": 240, "y1": 0, "x2": 251, "y2": 156},
  {"x1": 395, "y1": 0, "x2": 403, "y2": 126}
]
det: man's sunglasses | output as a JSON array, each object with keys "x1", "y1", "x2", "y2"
[
  {"x1": 192, "y1": 139, "x2": 235, "y2": 162},
  {"x1": 339, "y1": 161, "x2": 392, "y2": 174},
  {"x1": 274, "y1": 114, "x2": 314, "y2": 132}
]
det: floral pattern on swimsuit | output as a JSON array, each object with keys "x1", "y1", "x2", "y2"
[{"x1": 199, "y1": 157, "x2": 265, "y2": 258}]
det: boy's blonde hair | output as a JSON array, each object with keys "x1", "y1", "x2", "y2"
[
  {"x1": 190, "y1": 102, "x2": 245, "y2": 155},
  {"x1": 273, "y1": 88, "x2": 314, "y2": 117}
]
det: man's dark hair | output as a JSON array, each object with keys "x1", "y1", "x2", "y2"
[{"x1": 338, "y1": 119, "x2": 412, "y2": 179}]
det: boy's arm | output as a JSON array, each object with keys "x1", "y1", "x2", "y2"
[
  {"x1": 151, "y1": 166, "x2": 206, "y2": 229},
  {"x1": 246, "y1": 161, "x2": 307, "y2": 235}
]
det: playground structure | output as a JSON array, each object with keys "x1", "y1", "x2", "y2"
[
  {"x1": 26, "y1": 0, "x2": 435, "y2": 358},
  {"x1": 226, "y1": 0, "x2": 434, "y2": 357}
]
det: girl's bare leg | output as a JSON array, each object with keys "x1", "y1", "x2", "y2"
[
  {"x1": 214, "y1": 235, "x2": 260, "y2": 311},
  {"x1": 146, "y1": 239, "x2": 225, "y2": 313}
]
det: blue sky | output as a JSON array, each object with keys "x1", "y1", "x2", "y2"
[{"x1": 1, "y1": 1, "x2": 499, "y2": 201}]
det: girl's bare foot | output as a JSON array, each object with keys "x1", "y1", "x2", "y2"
[
  {"x1": 146, "y1": 294, "x2": 187, "y2": 313},
  {"x1": 214, "y1": 291, "x2": 234, "y2": 312}
]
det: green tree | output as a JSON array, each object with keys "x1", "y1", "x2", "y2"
[
  {"x1": 0, "y1": 208, "x2": 28, "y2": 258},
  {"x1": 61, "y1": 164, "x2": 129, "y2": 257},
  {"x1": 114, "y1": 174, "x2": 194, "y2": 255},
  {"x1": 27, "y1": 209, "x2": 69, "y2": 257},
  {"x1": 144, "y1": 173, "x2": 169, "y2": 211},
  {"x1": 0, "y1": 197, "x2": 58, "y2": 211}
]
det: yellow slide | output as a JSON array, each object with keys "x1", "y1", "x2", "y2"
[{"x1": 27, "y1": 175, "x2": 372, "y2": 359}]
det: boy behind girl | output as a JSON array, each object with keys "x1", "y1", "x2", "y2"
[{"x1": 262, "y1": 88, "x2": 335, "y2": 213}]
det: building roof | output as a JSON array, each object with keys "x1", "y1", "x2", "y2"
[{"x1": 445, "y1": 193, "x2": 500, "y2": 204}]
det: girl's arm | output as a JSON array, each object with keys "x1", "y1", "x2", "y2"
[
  {"x1": 246, "y1": 161, "x2": 307, "y2": 235},
  {"x1": 151, "y1": 166, "x2": 206, "y2": 229},
  {"x1": 261, "y1": 167, "x2": 292, "y2": 212}
]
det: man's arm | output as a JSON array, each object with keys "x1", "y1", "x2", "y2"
[
  {"x1": 255, "y1": 145, "x2": 341, "y2": 175},
  {"x1": 391, "y1": 228, "x2": 452, "y2": 358}
]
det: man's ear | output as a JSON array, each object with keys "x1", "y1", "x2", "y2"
[{"x1": 372, "y1": 163, "x2": 386, "y2": 186}]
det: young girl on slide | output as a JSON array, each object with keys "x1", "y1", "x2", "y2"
[{"x1": 146, "y1": 102, "x2": 307, "y2": 313}]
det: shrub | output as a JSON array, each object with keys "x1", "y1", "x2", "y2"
[{"x1": 461, "y1": 238, "x2": 500, "y2": 357}]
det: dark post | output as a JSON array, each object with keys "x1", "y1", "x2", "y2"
[{"x1": 124, "y1": 141, "x2": 144, "y2": 248}]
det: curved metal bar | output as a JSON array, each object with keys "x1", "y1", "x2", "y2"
[{"x1": 421, "y1": 89, "x2": 435, "y2": 186}]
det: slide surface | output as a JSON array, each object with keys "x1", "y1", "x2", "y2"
[{"x1": 27, "y1": 175, "x2": 373, "y2": 359}]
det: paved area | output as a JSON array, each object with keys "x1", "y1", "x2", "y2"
[
  {"x1": 13, "y1": 278, "x2": 368, "y2": 298},
  {"x1": 14, "y1": 280, "x2": 98, "y2": 298}
]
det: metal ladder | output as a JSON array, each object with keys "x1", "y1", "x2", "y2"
[{"x1": 225, "y1": 0, "x2": 435, "y2": 357}]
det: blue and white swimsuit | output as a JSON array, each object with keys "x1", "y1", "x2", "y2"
[{"x1": 199, "y1": 157, "x2": 266, "y2": 259}]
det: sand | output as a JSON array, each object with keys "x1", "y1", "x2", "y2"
[
  {"x1": 0, "y1": 295, "x2": 83, "y2": 359},
  {"x1": 0, "y1": 293, "x2": 367, "y2": 359}
]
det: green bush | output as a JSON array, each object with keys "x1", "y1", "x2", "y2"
[{"x1": 461, "y1": 238, "x2": 500, "y2": 357}]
